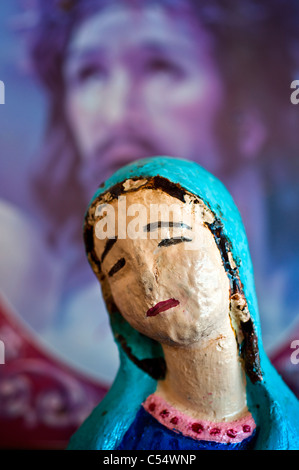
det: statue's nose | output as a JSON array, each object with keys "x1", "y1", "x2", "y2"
[{"x1": 141, "y1": 269, "x2": 157, "y2": 297}]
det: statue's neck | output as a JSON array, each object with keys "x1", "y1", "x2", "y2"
[{"x1": 156, "y1": 316, "x2": 248, "y2": 422}]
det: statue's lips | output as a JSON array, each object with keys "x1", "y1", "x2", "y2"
[{"x1": 146, "y1": 299, "x2": 180, "y2": 317}]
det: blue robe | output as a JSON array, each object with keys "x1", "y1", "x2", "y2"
[{"x1": 116, "y1": 407, "x2": 256, "y2": 450}]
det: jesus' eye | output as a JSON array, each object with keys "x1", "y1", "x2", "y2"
[{"x1": 144, "y1": 56, "x2": 184, "y2": 80}]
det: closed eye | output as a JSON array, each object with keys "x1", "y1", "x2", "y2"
[
  {"x1": 108, "y1": 258, "x2": 126, "y2": 277},
  {"x1": 158, "y1": 237, "x2": 192, "y2": 248},
  {"x1": 145, "y1": 57, "x2": 182, "y2": 75},
  {"x1": 64, "y1": 55, "x2": 107, "y2": 87}
]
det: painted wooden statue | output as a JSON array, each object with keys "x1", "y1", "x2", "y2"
[{"x1": 68, "y1": 157, "x2": 299, "y2": 450}]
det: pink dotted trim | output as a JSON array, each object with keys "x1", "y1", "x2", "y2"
[{"x1": 143, "y1": 394, "x2": 256, "y2": 444}]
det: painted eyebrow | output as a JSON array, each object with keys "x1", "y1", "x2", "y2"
[
  {"x1": 100, "y1": 237, "x2": 118, "y2": 263},
  {"x1": 143, "y1": 221, "x2": 192, "y2": 232},
  {"x1": 158, "y1": 237, "x2": 192, "y2": 248},
  {"x1": 108, "y1": 257, "x2": 126, "y2": 277}
]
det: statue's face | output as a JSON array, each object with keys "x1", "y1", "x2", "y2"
[
  {"x1": 64, "y1": 4, "x2": 225, "y2": 189},
  {"x1": 93, "y1": 188, "x2": 230, "y2": 346}
]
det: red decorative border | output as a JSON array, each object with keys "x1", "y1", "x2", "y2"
[
  {"x1": 0, "y1": 296, "x2": 108, "y2": 449},
  {"x1": 143, "y1": 394, "x2": 256, "y2": 444}
]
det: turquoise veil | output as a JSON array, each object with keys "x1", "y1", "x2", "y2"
[{"x1": 68, "y1": 157, "x2": 299, "y2": 450}]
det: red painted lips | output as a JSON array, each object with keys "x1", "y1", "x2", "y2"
[{"x1": 146, "y1": 299, "x2": 180, "y2": 317}]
